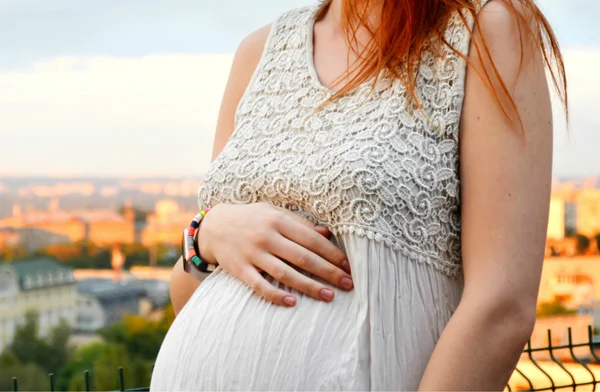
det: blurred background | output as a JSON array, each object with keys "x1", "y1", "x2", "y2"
[{"x1": 0, "y1": 0, "x2": 598, "y2": 390}]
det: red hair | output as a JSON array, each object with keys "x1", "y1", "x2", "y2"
[{"x1": 316, "y1": 0, "x2": 568, "y2": 128}]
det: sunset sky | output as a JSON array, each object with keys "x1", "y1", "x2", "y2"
[{"x1": 1, "y1": 0, "x2": 598, "y2": 177}]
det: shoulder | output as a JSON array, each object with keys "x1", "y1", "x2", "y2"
[
  {"x1": 470, "y1": 0, "x2": 544, "y2": 86},
  {"x1": 233, "y1": 4, "x2": 310, "y2": 59},
  {"x1": 233, "y1": 24, "x2": 272, "y2": 70},
  {"x1": 223, "y1": 23, "x2": 272, "y2": 99},
  {"x1": 475, "y1": 0, "x2": 539, "y2": 52}
]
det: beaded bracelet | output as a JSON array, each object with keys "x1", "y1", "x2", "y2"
[{"x1": 181, "y1": 208, "x2": 213, "y2": 273}]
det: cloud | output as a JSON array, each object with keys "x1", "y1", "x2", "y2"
[
  {"x1": 1, "y1": 54, "x2": 233, "y2": 176},
  {"x1": 552, "y1": 50, "x2": 600, "y2": 177},
  {"x1": 0, "y1": 48, "x2": 599, "y2": 177}
]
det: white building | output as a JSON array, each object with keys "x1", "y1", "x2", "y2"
[
  {"x1": 75, "y1": 279, "x2": 146, "y2": 333},
  {"x1": 0, "y1": 258, "x2": 78, "y2": 353},
  {"x1": 547, "y1": 196, "x2": 566, "y2": 240}
]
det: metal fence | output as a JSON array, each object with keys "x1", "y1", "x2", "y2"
[
  {"x1": 508, "y1": 326, "x2": 600, "y2": 391},
  {"x1": 10, "y1": 367, "x2": 149, "y2": 392},
  {"x1": 8, "y1": 326, "x2": 600, "y2": 392}
]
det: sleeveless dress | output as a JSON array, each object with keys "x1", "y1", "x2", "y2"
[{"x1": 151, "y1": 2, "x2": 487, "y2": 390}]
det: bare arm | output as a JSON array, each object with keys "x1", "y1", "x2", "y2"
[
  {"x1": 418, "y1": 1, "x2": 553, "y2": 390},
  {"x1": 170, "y1": 24, "x2": 272, "y2": 315}
]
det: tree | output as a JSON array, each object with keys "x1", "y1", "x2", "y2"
[
  {"x1": 47, "y1": 320, "x2": 72, "y2": 373},
  {"x1": 58, "y1": 342, "x2": 106, "y2": 391},
  {"x1": 575, "y1": 234, "x2": 591, "y2": 255},
  {"x1": 537, "y1": 301, "x2": 577, "y2": 318},
  {"x1": 0, "y1": 245, "x2": 27, "y2": 262},
  {"x1": 7, "y1": 311, "x2": 72, "y2": 373},
  {"x1": 63, "y1": 342, "x2": 152, "y2": 391},
  {"x1": 99, "y1": 314, "x2": 169, "y2": 361},
  {"x1": 0, "y1": 350, "x2": 49, "y2": 391},
  {"x1": 0, "y1": 362, "x2": 49, "y2": 392}
]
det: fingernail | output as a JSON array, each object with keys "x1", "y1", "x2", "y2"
[
  {"x1": 342, "y1": 259, "x2": 350, "y2": 272},
  {"x1": 320, "y1": 288, "x2": 335, "y2": 301},
  {"x1": 284, "y1": 296, "x2": 296, "y2": 307},
  {"x1": 340, "y1": 276, "x2": 354, "y2": 290}
]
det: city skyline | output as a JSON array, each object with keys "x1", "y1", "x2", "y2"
[{"x1": 1, "y1": 0, "x2": 599, "y2": 177}]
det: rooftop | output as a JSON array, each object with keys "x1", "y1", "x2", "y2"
[
  {"x1": 77, "y1": 278, "x2": 146, "y2": 301},
  {"x1": 8, "y1": 257, "x2": 75, "y2": 290}
]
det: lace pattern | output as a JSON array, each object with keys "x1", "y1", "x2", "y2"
[{"x1": 198, "y1": 4, "x2": 484, "y2": 277}]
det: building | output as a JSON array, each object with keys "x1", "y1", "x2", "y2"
[
  {"x1": 84, "y1": 208, "x2": 135, "y2": 246},
  {"x1": 129, "y1": 266, "x2": 174, "y2": 282},
  {"x1": 73, "y1": 266, "x2": 172, "y2": 308},
  {"x1": 73, "y1": 266, "x2": 173, "y2": 282},
  {"x1": 573, "y1": 189, "x2": 600, "y2": 237},
  {"x1": 565, "y1": 202, "x2": 577, "y2": 234},
  {"x1": 0, "y1": 209, "x2": 86, "y2": 243},
  {"x1": 141, "y1": 199, "x2": 196, "y2": 246},
  {"x1": 0, "y1": 258, "x2": 77, "y2": 353},
  {"x1": 0, "y1": 205, "x2": 135, "y2": 249},
  {"x1": 547, "y1": 196, "x2": 566, "y2": 240},
  {"x1": 0, "y1": 228, "x2": 21, "y2": 249},
  {"x1": 76, "y1": 278, "x2": 146, "y2": 333},
  {"x1": 538, "y1": 257, "x2": 600, "y2": 309},
  {"x1": 0, "y1": 227, "x2": 72, "y2": 253}
]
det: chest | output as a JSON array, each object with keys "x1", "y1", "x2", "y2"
[{"x1": 200, "y1": 76, "x2": 460, "y2": 231}]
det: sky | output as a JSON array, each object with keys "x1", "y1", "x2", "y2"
[{"x1": 0, "y1": 0, "x2": 598, "y2": 178}]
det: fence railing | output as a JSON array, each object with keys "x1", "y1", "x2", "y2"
[
  {"x1": 508, "y1": 325, "x2": 600, "y2": 391},
  {"x1": 9, "y1": 367, "x2": 150, "y2": 392},
  {"x1": 8, "y1": 326, "x2": 600, "y2": 392}
]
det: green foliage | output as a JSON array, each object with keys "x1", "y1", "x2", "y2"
[
  {"x1": 14, "y1": 240, "x2": 178, "y2": 269},
  {"x1": 99, "y1": 305, "x2": 174, "y2": 361},
  {"x1": 3, "y1": 299, "x2": 174, "y2": 390},
  {"x1": 57, "y1": 342, "x2": 106, "y2": 391},
  {"x1": 66, "y1": 343, "x2": 151, "y2": 391},
  {"x1": 0, "y1": 344, "x2": 54, "y2": 391},
  {"x1": 35, "y1": 240, "x2": 112, "y2": 269},
  {"x1": 0, "y1": 245, "x2": 27, "y2": 262},
  {"x1": 64, "y1": 308, "x2": 175, "y2": 390},
  {"x1": 537, "y1": 301, "x2": 577, "y2": 318},
  {"x1": 0, "y1": 361, "x2": 49, "y2": 391},
  {"x1": 7, "y1": 312, "x2": 72, "y2": 373}
]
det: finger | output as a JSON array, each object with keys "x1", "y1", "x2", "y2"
[
  {"x1": 314, "y1": 225, "x2": 332, "y2": 238},
  {"x1": 243, "y1": 266, "x2": 297, "y2": 307},
  {"x1": 272, "y1": 206, "x2": 329, "y2": 232},
  {"x1": 269, "y1": 237, "x2": 353, "y2": 291},
  {"x1": 270, "y1": 205, "x2": 332, "y2": 239},
  {"x1": 257, "y1": 253, "x2": 337, "y2": 302},
  {"x1": 277, "y1": 218, "x2": 350, "y2": 274}
]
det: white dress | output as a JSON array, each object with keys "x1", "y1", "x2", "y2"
[{"x1": 151, "y1": 2, "x2": 488, "y2": 390}]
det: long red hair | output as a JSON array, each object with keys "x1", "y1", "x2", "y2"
[{"x1": 316, "y1": 0, "x2": 568, "y2": 127}]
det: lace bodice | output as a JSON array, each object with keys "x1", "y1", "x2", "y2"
[{"x1": 198, "y1": 4, "x2": 482, "y2": 277}]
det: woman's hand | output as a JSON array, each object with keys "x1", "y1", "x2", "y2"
[{"x1": 197, "y1": 202, "x2": 353, "y2": 307}]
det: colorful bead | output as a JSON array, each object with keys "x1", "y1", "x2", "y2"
[
  {"x1": 191, "y1": 255, "x2": 202, "y2": 267},
  {"x1": 182, "y1": 208, "x2": 212, "y2": 273}
]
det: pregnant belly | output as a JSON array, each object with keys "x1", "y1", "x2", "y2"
[{"x1": 151, "y1": 268, "x2": 369, "y2": 391}]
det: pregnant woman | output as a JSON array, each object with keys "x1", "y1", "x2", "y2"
[{"x1": 151, "y1": 0, "x2": 566, "y2": 390}]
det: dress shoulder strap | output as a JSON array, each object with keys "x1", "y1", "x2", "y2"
[{"x1": 234, "y1": 6, "x2": 313, "y2": 116}]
